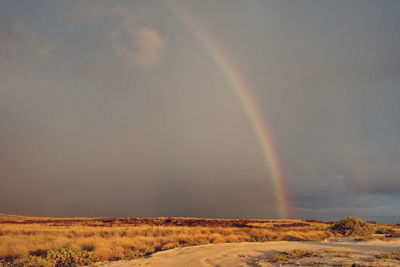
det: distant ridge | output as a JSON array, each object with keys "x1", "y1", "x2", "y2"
[{"x1": 0, "y1": 213, "x2": 25, "y2": 217}]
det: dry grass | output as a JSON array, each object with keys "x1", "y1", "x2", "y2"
[
  {"x1": 0, "y1": 216, "x2": 334, "y2": 266},
  {"x1": 270, "y1": 249, "x2": 320, "y2": 262},
  {"x1": 375, "y1": 251, "x2": 400, "y2": 260}
]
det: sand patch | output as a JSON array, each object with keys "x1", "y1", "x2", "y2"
[{"x1": 88, "y1": 239, "x2": 400, "y2": 267}]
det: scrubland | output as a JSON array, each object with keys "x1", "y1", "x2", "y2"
[
  {"x1": 0, "y1": 216, "x2": 399, "y2": 266},
  {"x1": 0, "y1": 217, "x2": 333, "y2": 266}
]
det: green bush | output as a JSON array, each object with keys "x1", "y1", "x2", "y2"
[
  {"x1": 330, "y1": 217, "x2": 375, "y2": 238},
  {"x1": 0, "y1": 249, "x2": 97, "y2": 267},
  {"x1": 0, "y1": 256, "x2": 52, "y2": 267},
  {"x1": 45, "y1": 248, "x2": 95, "y2": 267}
]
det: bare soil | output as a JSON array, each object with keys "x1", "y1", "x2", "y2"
[{"x1": 89, "y1": 239, "x2": 400, "y2": 267}]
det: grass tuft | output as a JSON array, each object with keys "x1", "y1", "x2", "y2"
[
  {"x1": 270, "y1": 249, "x2": 320, "y2": 262},
  {"x1": 375, "y1": 251, "x2": 400, "y2": 260}
]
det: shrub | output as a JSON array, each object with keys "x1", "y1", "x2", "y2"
[
  {"x1": 45, "y1": 248, "x2": 95, "y2": 267},
  {"x1": 0, "y1": 256, "x2": 52, "y2": 267},
  {"x1": 330, "y1": 217, "x2": 375, "y2": 238},
  {"x1": 250, "y1": 234, "x2": 273, "y2": 242},
  {"x1": 375, "y1": 251, "x2": 400, "y2": 260},
  {"x1": 375, "y1": 225, "x2": 396, "y2": 235},
  {"x1": 270, "y1": 249, "x2": 319, "y2": 262},
  {"x1": 121, "y1": 249, "x2": 147, "y2": 260}
]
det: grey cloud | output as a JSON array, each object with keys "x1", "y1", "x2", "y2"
[
  {"x1": 111, "y1": 21, "x2": 165, "y2": 68},
  {"x1": 1, "y1": 0, "x2": 400, "y2": 222},
  {"x1": 72, "y1": 1, "x2": 165, "y2": 68},
  {"x1": 0, "y1": 23, "x2": 56, "y2": 69},
  {"x1": 71, "y1": 0, "x2": 126, "y2": 23}
]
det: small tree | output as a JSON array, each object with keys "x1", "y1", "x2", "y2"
[{"x1": 330, "y1": 216, "x2": 375, "y2": 238}]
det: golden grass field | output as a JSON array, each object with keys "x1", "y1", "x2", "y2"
[
  {"x1": 0, "y1": 216, "x2": 335, "y2": 265},
  {"x1": 0, "y1": 216, "x2": 398, "y2": 266}
]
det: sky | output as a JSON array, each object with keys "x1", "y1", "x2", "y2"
[{"x1": 1, "y1": 0, "x2": 400, "y2": 222}]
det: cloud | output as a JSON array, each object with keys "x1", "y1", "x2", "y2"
[
  {"x1": 345, "y1": 156, "x2": 400, "y2": 195},
  {"x1": 0, "y1": 22, "x2": 56, "y2": 87},
  {"x1": 72, "y1": 1, "x2": 165, "y2": 68},
  {"x1": 111, "y1": 22, "x2": 165, "y2": 68},
  {"x1": 0, "y1": 23, "x2": 56, "y2": 61},
  {"x1": 14, "y1": 23, "x2": 56, "y2": 60},
  {"x1": 72, "y1": 0, "x2": 125, "y2": 23}
]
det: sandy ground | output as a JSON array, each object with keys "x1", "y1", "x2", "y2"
[{"x1": 89, "y1": 239, "x2": 400, "y2": 267}]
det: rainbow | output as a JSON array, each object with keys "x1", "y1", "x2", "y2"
[{"x1": 165, "y1": 2, "x2": 291, "y2": 218}]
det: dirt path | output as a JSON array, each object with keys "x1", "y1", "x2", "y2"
[{"x1": 89, "y1": 239, "x2": 400, "y2": 267}]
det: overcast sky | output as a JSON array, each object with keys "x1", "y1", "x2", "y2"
[{"x1": 1, "y1": 0, "x2": 400, "y2": 222}]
